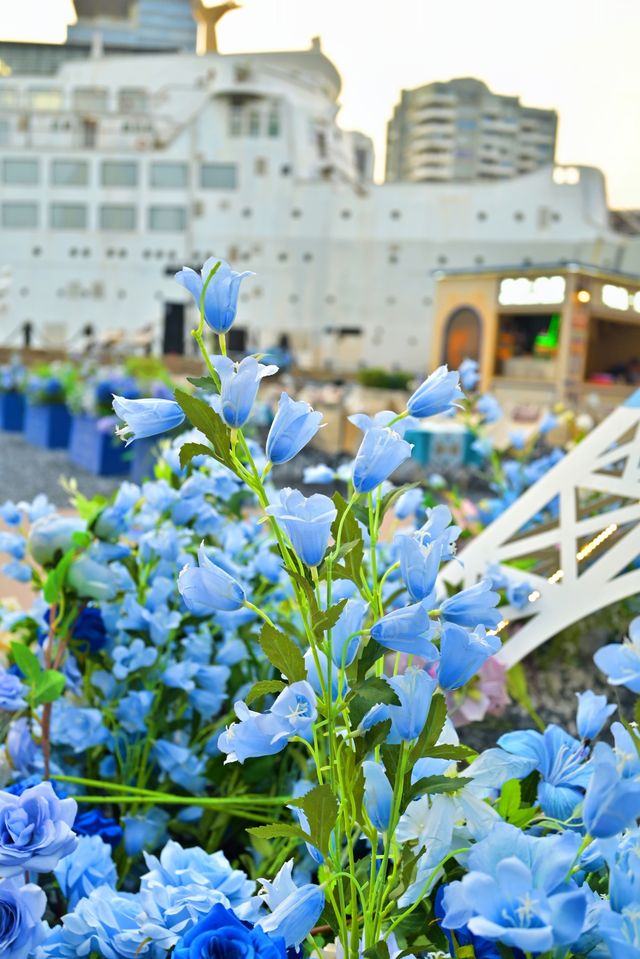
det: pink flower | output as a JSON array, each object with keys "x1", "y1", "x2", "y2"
[{"x1": 446, "y1": 656, "x2": 510, "y2": 726}]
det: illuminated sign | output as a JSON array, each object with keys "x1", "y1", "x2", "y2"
[
  {"x1": 498, "y1": 276, "x2": 566, "y2": 307},
  {"x1": 601, "y1": 283, "x2": 640, "y2": 313}
]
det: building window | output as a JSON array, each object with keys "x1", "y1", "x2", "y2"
[
  {"x1": 51, "y1": 159, "x2": 89, "y2": 186},
  {"x1": 248, "y1": 110, "x2": 260, "y2": 136},
  {"x1": 101, "y1": 161, "x2": 137, "y2": 187},
  {"x1": 150, "y1": 162, "x2": 189, "y2": 189},
  {"x1": 99, "y1": 205, "x2": 137, "y2": 231},
  {"x1": 118, "y1": 88, "x2": 148, "y2": 113},
  {"x1": 267, "y1": 110, "x2": 280, "y2": 136},
  {"x1": 2, "y1": 158, "x2": 39, "y2": 185},
  {"x1": 200, "y1": 163, "x2": 237, "y2": 189},
  {"x1": 1, "y1": 203, "x2": 38, "y2": 228},
  {"x1": 27, "y1": 88, "x2": 63, "y2": 111},
  {"x1": 50, "y1": 204, "x2": 87, "y2": 229},
  {"x1": 229, "y1": 105, "x2": 243, "y2": 137},
  {"x1": 73, "y1": 87, "x2": 108, "y2": 112},
  {"x1": 148, "y1": 206, "x2": 187, "y2": 231}
]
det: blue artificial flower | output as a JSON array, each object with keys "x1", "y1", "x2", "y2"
[
  {"x1": 73, "y1": 809, "x2": 123, "y2": 850},
  {"x1": 27, "y1": 515, "x2": 85, "y2": 567},
  {"x1": 123, "y1": 807, "x2": 170, "y2": 857},
  {"x1": 440, "y1": 579, "x2": 501, "y2": 630},
  {"x1": 0, "y1": 877, "x2": 46, "y2": 959},
  {"x1": 218, "y1": 682, "x2": 317, "y2": 764},
  {"x1": 0, "y1": 781, "x2": 77, "y2": 876},
  {"x1": 363, "y1": 761, "x2": 393, "y2": 830},
  {"x1": 539, "y1": 412, "x2": 558, "y2": 434},
  {"x1": 371, "y1": 602, "x2": 438, "y2": 659},
  {"x1": 352, "y1": 426, "x2": 413, "y2": 494},
  {"x1": 459, "y1": 358, "x2": 480, "y2": 392},
  {"x1": 153, "y1": 740, "x2": 207, "y2": 793},
  {"x1": 386, "y1": 667, "x2": 437, "y2": 741},
  {"x1": 115, "y1": 690, "x2": 155, "y2": 733},
  {"x1": 1, "y1": 561, "x2": 31, "y2": 583},
  {"x1": 69, "y1": 607, "x2": 107, "y2": 654},
  {"x1": 257, "y1": 864, "x2": 324, "y2": 948},
  {"x1": 303, "y1": 464, "x2": 335, "y2": 484},
  {"x1": 407, "y1": 366, "x2": 464, "y2": 418},
  {"x1": 440, "y1": 823, "x2": 587, "y2": 955},
  {"x1": 575, "y1": 689, "x2": 616, "y2": 740},
  {"x1": 54, "y1": 835, "x2": 117, "y2": 909},
  {"x1": 418, "y1": 504, "x2": 461, "y2": 560},
  {"x1": 476, "y1": 393, "x2": 503, "y2": 424},
  {"x1": 50, "y1": 703, "x2": 110, "y2": 753},
  {"x1": 508, "y1": 429, "x2": 526, "y2": 451},
  {"x1": 111, "y1": 638, "x2": 157, "y2": 680},
  {"x1": 594, "y1": 617, "x2": 640, "y2": 693},
  {"x1": 396, "y1": 533, "x2": 442, "y2": 602},
  {"x1": 266, "y1": 393, "x2": 324, "y2": 465},
  {"x1": 0, "y1": 532, "x2": 25, "y2": 560},
  {"x1": 66, "y1": 554, "x2": 119, "y2": 602},
  {"x1": 139, "y1": 882, "x2": 239, "y2": 952},
  {"x1": 141, "y1": 840, "x2": 255, "y2": 908},
  {"x1": 506, "y1": 580, "x2": 534, "y2": 609},
  {"x1": 266, "y1": 488, "x2": 337, "y2": 567},
  {"x1": 175, "y1": 256, "x2": 254, "y2": 334},
  {"x1": 583, "y1": 741, "x2": 640, "y2": 838},
  {"x1": 210, "y1": 354, "x2": 278, "y2": 428},
  {"x1": 6, "y1": 719, "x2": 41, "y2": 780},
  {"x1": 179, "y1": 544, "x2": 246, "y2": 614},
  {"x1": 112, "y1": 395, "x2": 185, "y2": 446},
  {"x1": 0, "y1": 502, "x2": 21, "y2": 526},
  {"x1": 174, "y1": 903, "x2": 286, "y2": 959},
  {"x1": 393, "y1": 487, "x2": 424, "y2": 520},
  {"x1": 329, "y1": 597, "x2": 368, "y2": 668},
  {"x1": 39, "y1": 885, "x2": 154, "y2": 958},
  {"x1": 0, "y1": 670, "x2": 27, "y2": 713},
  {"x1": 497, "y1": 724, "x2": 590, "y2": 820},
  {"x1": 437, "y1": 624, "x2": 501, "y2": 690}
]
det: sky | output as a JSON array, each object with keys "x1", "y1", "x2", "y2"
[{"x1": 2, "y1": 0, "x2": 640, "y2": 207}]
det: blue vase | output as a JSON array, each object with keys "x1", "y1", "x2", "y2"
[
  {"x1": 69, "y1": 415, "x2": 131, "y2": 476},
  {"x1": 0, "y1": 392, "x2": 25, "y2": 432},
  {"x1": 24, "y1": 403, "x2": 72, "y2": 449}
]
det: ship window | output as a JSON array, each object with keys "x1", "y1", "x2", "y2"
[
  {"x1": 148, "y1": 206, "x2": 187, "y2": 231},
  {"x1": 150, "y1": 162, "x2": 189, "y2": 189},
  {"x1": 200, "y1": 163, "x2": 237, "y2": 189},
  {"x1": 0, "y1": 88, "x2": 18, "y2": 109},
  {"x1": 99, "y1": 205, "x2": 137, "y2": 231},
  {"x1": 267, "y1": 110, "x2": 280, "y2": 137},
  {"x1": 118, "y1": 88, "x2": 149, "y2": 113},
  {"x1": 2, "y1": 158, "x2": 39, "y2": 185},
  {"x1": 229, "y1": 105, "x2": 243, "y2": 137},
  {"x1": 51, "y1": 160, "x2": 89, "y2": 186},
  {"x1": 50, "y1": 204, "x2": 87, "y2": 229},
  {"x1": 101, "y1": 161, "x2": 137, "y2": 188},
  {"x1": 248, "y1": 110, "x2": 261, "y2": 137},
  {"x1": 73, "y1": 87, "x2": 108, "y2": 113},
  {"x1": 27, "y1": 88, "x2": 63, "y2": 111},
  {"x1": 1, "y1": 202, "x2": 38, "y2": 228}
]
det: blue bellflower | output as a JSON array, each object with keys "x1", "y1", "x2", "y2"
[
  {"x1": 594, "y1": 616, "x2": 640, "y2": 692},
  {"x1": 440, "y1": 579, "x2": 501, "y2": 630},
  {"x1": 407, "y1": 365, "x2": 464, "y2": 418},
  {"x1": 266, "y1": 393, "x2": 324, "y2": 465},
  {"x1": 175, "y1": 256, "x2": 254, "y2": 334},
  {"x1": 350, "y1": 413, "x2": 414, "y2": 493},
  {"x1": 266, "y1": 488, "x2": 337, "y2": 567},
  {"x1": 575, "y1": 689, "x2": 616, "y2": 740},
  {"x1": 582, "y1": 741, "x2": 640, "y2": 837},
  {"x1": 178, "y1": 544, "x2": 246, "y2": 614},
  {"x1": 397, "y1": 533, "x2": 442, "y2": 602},
  {"x1": 257, "y1": 861, "x2": 325, "y2": 947},
  {"x1": 210, "y1": 354, "x2": 278, "y2": 428},
  {"x1": 363, "y1": 761, "x2": 393, "y2": 830},
  {"x1": 112, "y1": 395, "x2": 185, "y2": 446},
  {"x1": 371, "y1": 602, "x2": 438, "y2": 659},
  {"x1": 437, "y1": 624, "x2": 501, "y2": 690},
  {"x1": 459, "y1": 358, "x2": 480, "y2": 391},
  {"x1": 476, "y1": 394, "x2": 503, "y2": 424},
  {"x1": 386, "y1": 667, "x2": 437, "y2": 742}
]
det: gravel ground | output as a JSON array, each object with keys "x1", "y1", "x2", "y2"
[{"x1": 0, "y1": 432, "x2": 122, "y2": 507}]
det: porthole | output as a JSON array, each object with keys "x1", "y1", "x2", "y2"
[
  {"x1": 390, "y1": 210, "x2": 401, "y2": 220},
  {"x1": 474, "y1": 255, "x2": 485, "y2": 266},
  {"x1": 241, "y1": 208, "x2": 252, "y2": 218},
  {"x1": 289, "y1": 294, "x2": 299, "y2": 303},
  {"x1": 278, "y1": 252, "x2": 288, "y2": 262},
  {"x1": 32, "y1": 247, "x2": 42, "y2": 257},
  {"x1": 437, "y1": 255, "x2": 448, "y2": 266},
  {"x1": 303, "y1": 252, "x2": 313, "y2": 262},
  {"x1": 291, "y1": 208, "x2": 302, "y2": 218},
  {"x1": 340, "y1": 210, "x2": 352, "y2": 219},
  {"x1": 477, "y1": 211, "x2": 488, "y2": 221},
  {"x1": 514, "y1": 211, "x2": 525, "y2": 222},
  {"x1": 386, "y1": 296, "x2": 396, "y2": 306}
]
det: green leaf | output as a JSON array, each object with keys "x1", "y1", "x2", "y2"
[
  {"x1": 179, "y1": 442, "x2": 214, "y2": 470},
  {"x1": 186, "y1": 375, "x2": 217, "y2": 390},
  {"x1": 379, "y1": 482, "x2": 420, "y2": 520},
  {"x1": 507, "y1": 663, "x2": 544, "y2": 730},
  {"x1": 313, "y1": 598, "x2": 348, "y2": 636},
  {"x1": 497, "y1": 779, "x2": 521, "y2": 819},
  {"x1": 258, "y1": 623, "x2": 306, "y2": 683},
  {"x1": 289, "y1": 783, "x2": 338, "y2": 856},
  {"x1": 247, "y1": 823, "x2": 313, "y2": 844},
  {"x1": 32, "y1": 669, "x2": 66, "y2": 705},
  {"x1": 363, "y1": 942, "x2": 390, "y2": 959},
  {"x1": 244, "y1": 680, "x2": 286, "y2": 706},
  {"x1": 354, "y1": 636, "x2": 385, "y2": 682},
  {"x1": 356, "y1": 718, "x2": 392, "y2": 762},
  {"x1": 42, "y1": 548, "x2": 76, "y2": 604},
  {"x1": 425, "y1": 743, "x2": 478, "y2": 762},
  {"x1": 406, "y1": 774, "x2": 471, "y2": 803},
  {"x1": 70, "y1": 531, "x2": 92, "y2": 549},
  {"x1": 174, "y1": 390, "x2": 231, "y2": 467},
  {"x1": 10, "y1": 642, "x2": 42, "y2": 684},
  {"x1": 348, "y1": 677, "x2": 401, "y2": 728},
  {"x1": 410, "y1": 693, "x2": 447, "y2": 762}
]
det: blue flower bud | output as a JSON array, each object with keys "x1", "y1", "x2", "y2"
[
  {"x1": 266, "y1": 488, "x2": 336, "y2": 567},
  {"x1": 112, "y1": 395, "x2": 185, "y2": 446},
  {"x1": 407, "y1": 365, "x2": 464, "y2": 418},
  {"x1": 575, "y1": 690, "x2": 616, "y2": 741},
  {"x1": 178, "y1": 544, "x2": 246, "y2": 614},
  {"x1": 363, "y1": 760, "x2": 393, "y2": 831},
  {"x1": 175, "y1": 256, "x2": 254, "y2": 334},
  {"x1": 352, "y1": 426, "x2": 413, "y2": 494},
  {"x1": 266, "y1": 393, "x2": 324, "y2": 465},
  {"x1": 210, "y1": 355, "x2": 278, "y2": 428},
  {"x1": 440, "y1": 579, "x2": 501, "y2": 630},
  {"x1": 371, "y1": 602, "x2": 438, "y2": 658}
]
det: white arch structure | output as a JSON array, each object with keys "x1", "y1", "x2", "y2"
[{"x1": 441, "y1": 390, "x2": 640, "y2": 667}]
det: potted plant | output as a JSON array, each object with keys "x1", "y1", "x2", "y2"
[
  {"x1": 23, "y1": 364, "x2": 76, "y2": 449},
  {"x1": 0, "y1": 359, "x2": 27, "y2": 431}
]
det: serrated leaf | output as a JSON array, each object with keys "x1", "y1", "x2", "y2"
[
  {"x1": 289, "y1": 783, "x2": 338, "y2": 856},
  {"x1": 357, "y1": 718, "x2": 392, "y2": 762},
  {"x1": 410, "y1": 693, "x2": 447, "y2": 761},
  {"x1": 187, "y1": 375, "x2": 217, "y2": 390},
  {"x1": 406, "y1": 775, "x2": 471, "y2": 803},
  {"x1": 33, "y1": 669, "x2": 66, "y2": 705},
  {"x1": 258, "y1": 623, "x2": 306, "y2": 683},
  {"x1": 10, "y1": 642, "x2": 42, "y2": 683},
  {"x1": 179, "y1": 442, "x2": 214, "y2": 469},
  {"x1": 244, "y1": 679, "x2": 286, "y2": 706},
  {"x1": 348, "y1": 677, "x2": 400, "y2": 728},
  {"x1": 174, "y1": 390, "x2": 231, "y2": 466},
  {"x1": 247, "y1": 823, "x2": 312, "y2": 844},
  {"x1": 313, "y1": 598, "x2": 347, "y2": 636}
]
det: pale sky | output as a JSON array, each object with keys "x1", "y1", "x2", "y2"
[{"x1": 2, "y1": 0, "x2": 640, "y2": 207}]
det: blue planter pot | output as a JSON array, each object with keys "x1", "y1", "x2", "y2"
[
  {"x1": 24, "y1": 403, "x2": 71, "y2": 449},
  {"x1": 130, "y1": 436, "x2": 159, "y2": 484},
  {"x1": 69, "y1": 415, "x2": 131, "y2": 476},
  {"x1": 0, "y1": 392, "x2": 25, "y2": 432}
]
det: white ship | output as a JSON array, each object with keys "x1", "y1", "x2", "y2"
[{"x1": 1, "y1": 3, "x2": 640, "y2": 373}]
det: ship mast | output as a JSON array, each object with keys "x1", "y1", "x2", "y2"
[{"x1": 192, "y1": 1, "x2": 240, "y2": 54}]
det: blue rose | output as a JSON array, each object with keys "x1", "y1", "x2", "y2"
[
  {"x1": 0, "y1": 781, "x2": 77, "y2": 876},
  {"x1": 0, "y1": 670, "x2": 27, "y2": 713},
  {"x1": 54, "y1": 835, "x2": 117, "y2": 909},
  {"x1": 0, "y1": 877, "x2": 46, "y2": 959},
  {"x1": 74, "y1": 808, "x2": 123, "y2": 849},
  {"x1": 173, "y1": 903, "x2": 286, "y2": 959}
]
